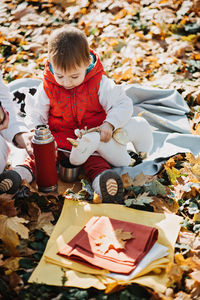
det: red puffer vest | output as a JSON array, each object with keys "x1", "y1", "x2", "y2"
[{"x1": 43, "y1": 49, "x2": 106, "y2": 150}]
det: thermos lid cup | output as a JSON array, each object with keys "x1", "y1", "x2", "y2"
[
  {"x1": 59, "y1": 158, "x2": 80, "y2": 183},
  {"x1": 32, "y1": 124, "x2": 54, "y2": 144}
]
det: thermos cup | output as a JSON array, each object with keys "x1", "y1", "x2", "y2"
[
  {"x1": 0, "y1": 102, "x2": 5, "y2": 124},
  {"x1": 32, "y1": 125, "x2": 58, "y2": 193}
]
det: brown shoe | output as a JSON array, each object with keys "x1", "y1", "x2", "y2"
[
  {"x1": 99, "y1": 170, "x2": 124, "y2": 204},
  {"x1": 0, "y1": 170, "x2": 22, "y2": 194}
]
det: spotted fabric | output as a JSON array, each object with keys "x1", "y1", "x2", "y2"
[{"x1": 43, "y1": 49, "x2": 107, "y2": 150}]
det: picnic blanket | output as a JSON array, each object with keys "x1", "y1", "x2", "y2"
[
  {"x1": 8, "y1": 79, "x2": 200, "y2": 177},
  {"x1": 28, "y1": 199, "x2": 182, "y2": 293},
  {"x1": 115, "y1": 83, "x2": 200, "y2": 177}
]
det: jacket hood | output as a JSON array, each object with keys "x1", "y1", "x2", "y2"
[{"x1": 43, "y1": 48, "x2": 104, "y2": 87}]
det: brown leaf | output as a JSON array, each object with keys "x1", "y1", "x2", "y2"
[
  {"x1": 9, "y1": 271, "x2": 24, "y2": 293},
  {"x1": 0, "y1": 215, "x2": 29, "y2": 255},
  {"x1": 0, "y1": 194, "x2": 17, "y2": 217},
  {"x1": 95, "y1": 228, "x2": 134, "y2": 254},
  {"x1": 151, "y1": 196, "x2": 179, "y2": 214},
  {"x1": 121, "y1": 173, "x2": 134, "y2": 188},
  {"x1": 27, "y1": 201, "x2": 41, "y2": 221},
  {"x1": 34, "y1": 212, "x2": 54, "y2": 236},
  {"x1": 133, "y1": 173, "x2": 154, "y2": 186}
]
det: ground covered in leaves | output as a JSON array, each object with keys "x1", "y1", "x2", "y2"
[{"x1": 0, "y1": 0, "x2": 200, "y2": 299}]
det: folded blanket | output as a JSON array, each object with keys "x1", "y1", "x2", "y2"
[{"x1": 57, "y1": 216, "x2": 158, "y2": 274}]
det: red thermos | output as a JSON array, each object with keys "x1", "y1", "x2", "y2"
[{"x1": 32, "y1": 125, "x2": 58, "y2": 193}]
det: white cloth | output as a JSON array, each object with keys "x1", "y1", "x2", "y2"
[
  {"x1": 0, "y1": 70, "x2": 29, "y2": 171},
  {"x1": 107, "y1": 243, "x2": 168, "y2": 280},
  {"x1": 25, "y1": 75, "x2": 134, "y2": 131}
]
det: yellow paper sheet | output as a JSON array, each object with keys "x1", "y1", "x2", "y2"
[{"x1": 29, "y1": 199, "x2": 182, "y2": 293}]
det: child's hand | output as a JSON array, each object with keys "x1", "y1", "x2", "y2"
[
  {"x1": 13, "y1": 132, "x2": 34, "y2": 157},
  {"x1": 99, "y1": 122, "x2": 114, "y2": 142}
]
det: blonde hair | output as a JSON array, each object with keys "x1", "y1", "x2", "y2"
[{"x1": 48, "y1": 26, "x2": 90, "y2": 71}]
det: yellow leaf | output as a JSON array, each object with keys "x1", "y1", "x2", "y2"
[
  {"x1": 193, "y1": 213, "x2": 200, "y2": 222},
  {"x1": 3, "y1": 257, "x2": 21, "y2": 275},
  {"x1": 0, "y1": 215, "x2": 29, "y2": 255},
  {"x1": 165, "y1": 166, "x2": 182, "y2": 184},
  {"x1": 113, "y1": 8, "x2": 127, "y2": 20},
  {"x1": 191, "y1": 164, "x2": 200, "y2": 177},
  {"x1": 93, "y1": 192, "x2": 102, "y2": 204},
  {"x1": 105, "y1": 280, "x2": 129, "y2": 294},
  {"x1": 186, "y1": 152, "x2": 200, "y2": 164}
]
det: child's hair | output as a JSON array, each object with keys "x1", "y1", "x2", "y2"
[{"x1": 48, "y1": 26, "x2": 90, "y2": 71}]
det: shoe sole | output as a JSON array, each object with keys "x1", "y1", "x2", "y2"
[
  {"x1": 100, "y1": 170, "x2": 124, "y2": 204},
  {"x1": 0, "y1": 170, "x2": 22, "y2": 194}
]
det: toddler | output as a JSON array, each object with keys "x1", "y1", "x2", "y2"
[
  {"x1": 0, "y1": 70, "x2": 33, "y2": 193},
  {"x1": 0, "y1": 26, "x2": 153, "y2": 203}
]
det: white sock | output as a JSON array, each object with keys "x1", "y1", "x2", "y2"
[
  {"x1": 92, "y1": 174, "x2": 102, "y2": 197},
  {"x1": 13, "y1": 166, "x2": 33, "y2": 183}
]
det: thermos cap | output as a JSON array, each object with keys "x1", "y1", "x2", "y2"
[{"x1": 32, "y1": 124, "x2": 54, "y2": 144}]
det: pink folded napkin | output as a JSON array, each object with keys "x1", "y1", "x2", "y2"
[{"x1": 57, "y1": 216, "x2": 158, "y2": 274}]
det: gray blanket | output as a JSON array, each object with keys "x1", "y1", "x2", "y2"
[
  {"x1": 9, "y1": 79, "x2": 200, "y2": 178},
  {"x1": 115, "y1": 84, "x2": 200, "y2": 177}
]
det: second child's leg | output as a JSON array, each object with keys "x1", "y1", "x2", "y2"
[
  {"x1": 0, "y1": 156, "x2": 34, "y2": 194},
  {"x1": 82, "y1": 155, "x2": 124, "y2": 204}
]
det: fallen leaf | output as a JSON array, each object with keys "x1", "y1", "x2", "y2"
[
  {"x1": 3, "y1": 257, "x2": 21, "y2": 275},
  {"x1": 0, "y1": 194, "x2": 17, "y2": 217},
  {"x1": 165, "y1": 166, "x2": 182, "y2": 184},
  {"x1": 95, "y1": 228, "x2": 134, "y2": 254},
  {"x1": 93, "y1": 192, "x2": 102, "y2": 204},
  {"x1": 34, "y1": 212, "x2": 54, "y2": 236},
  {"x1": 121, "y1": 173, "x2": 134, "y2": 188},
  {"x1": 125, "y1": 192, "x2": 153, "y2": 207},
  {"x1": 0, "y1": 215, "x2": 29, "y2": 255},
  {"x1": 133, "y1": 173, "x2": 154, "y2": 186}
]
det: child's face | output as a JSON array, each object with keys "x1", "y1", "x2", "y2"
[{"x1": 52, "y1": 62, "x2": 89, "y2": 90}]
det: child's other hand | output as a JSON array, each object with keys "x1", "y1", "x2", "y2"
[
  {"x1": 14, "y1": 132, "x2": 34, "y2": 157},
  {"x1": 99, "y1": 122, "x2": 114, "y2": 142}
]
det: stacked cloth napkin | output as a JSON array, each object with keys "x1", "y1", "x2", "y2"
[{"x1": 57, "y1": 216, "x2": 158, "y2": 274}]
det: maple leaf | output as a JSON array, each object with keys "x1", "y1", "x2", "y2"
[
  {"x1": 165, "y1": 166, "x2": 182, "y2": 184},
  {"x1": 133, "y1": 173, "x2": 154, "y2": 186},
  {"x1": 125, "y1": 192, "x2": 153, "y2": 207},
  {"x1": 0, "y1": 215, "x2": 29, "y2": 255},
  {"x1": 95, "y1": 228, "x2": 134, "y2": 254},
  {"x1": 147, "y1": 179, "x2": 168, "y2": 196}
]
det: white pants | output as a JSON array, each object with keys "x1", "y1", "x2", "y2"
[{"x1": 0, "y1": 135, "x2": 9, "y2": 173}]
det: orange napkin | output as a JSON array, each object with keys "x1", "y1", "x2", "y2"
[{"x1": 57, "y1": 216, "x2": 158, "y2": 274}]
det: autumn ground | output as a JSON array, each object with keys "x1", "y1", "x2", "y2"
[{"x1": 0, "y1": 0, "x2": 200, "y2": 299}]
